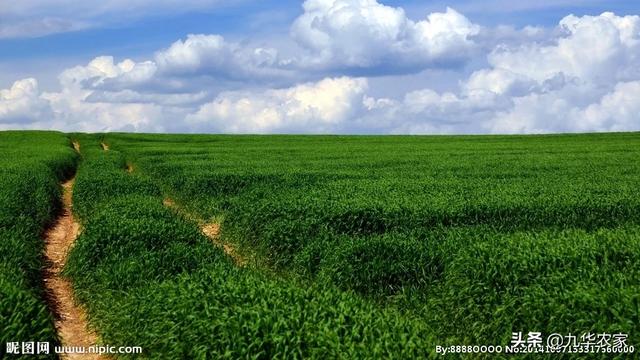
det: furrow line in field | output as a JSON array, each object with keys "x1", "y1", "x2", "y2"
[
  {"x1": 163, "y1": 197, "x2": 247, "y2": 267},
  {"x1": 42, "y1": 144, "x2": 107, "y2": 360}
]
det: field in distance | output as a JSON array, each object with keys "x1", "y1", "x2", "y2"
[
  {"x1": 2, "y1": 131, "x2": 639, "y2": 358},
  {"x1": 104, "y1": 132, "x2": 640, "y2": 351}
]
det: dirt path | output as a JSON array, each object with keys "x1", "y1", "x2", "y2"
[
  {"x1": 100, "y1": 142, "x2": 109, "y2": 151},
  {"x1": 163, "y1": 198, "x2": 246, "y2": 266},
  {"x1": 43, "y1": 177, "x2": 106, "y2": 360}
]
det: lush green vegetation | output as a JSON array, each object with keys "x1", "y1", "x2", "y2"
[
  {"x1": 105, "y1": 132, "x2": 640, "y2": 352},
  {"x1": 65, "y1": 136, "x2": 436, "y2": 359},
  {"x1": 3, "y1": 131, "x2": 638, "y2": 358},
  {"x1": 0, "y1": 131, "x2": 79, "y2": 359}
]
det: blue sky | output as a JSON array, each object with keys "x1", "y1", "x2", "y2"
[
  {"x1": 1, "y1": 0, "x2": 640, "y2": 134},
  {"x1": 3, "y1": 0, "x2": 638, "y2": 62}
]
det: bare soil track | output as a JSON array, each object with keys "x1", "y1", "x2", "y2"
[
  {"x1": 163, "y1": 197, "x2": 246, "y2": 266},
  {"x1": 43, "y1": 177, "x2": 107, "y2": 359}
]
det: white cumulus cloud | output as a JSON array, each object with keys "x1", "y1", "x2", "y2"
[
  {"x1": 154, "y1": 34, "x2": 292, "y2": 81},
  {"x1": 469, "y1": 12, "x2": 640, "y2": 133},
  {"x1": 291, "y1": 1, "x2": 480, "y2": 73},
  {"x1": 0, "y1": 78, "x2": 52, "y2": 127},
  {"x1": 186, "y1": 77, "x2": 368, "y2": 133},
  {"x1": 1, "y1": 10, "x2": 640, "y2": 135},
  {"x1": 476, "y1": 12, "x2": 640, "y2": 92},
  {"x1": 59, "y1": 56, "x2": 158, "y2": 90}
]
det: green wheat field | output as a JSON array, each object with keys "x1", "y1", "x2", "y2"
[{"x1": 1, "y1": 130, "x2": 639, "y2": 359}]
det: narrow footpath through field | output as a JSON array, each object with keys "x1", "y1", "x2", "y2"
[
  {"x1": 163, "y1": 197, "x2": 247, "y2": 267},
  {"x1": 110, "y1": 141, "x2": 245, "y2": 265},
  {"x1": 43, "y1": 151, "x2": 106, "y2": 359}
]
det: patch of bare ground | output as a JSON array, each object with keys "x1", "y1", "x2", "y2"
[
  {"x1": 43, "y1": 178, "x2": 107, "y2": 360},
  {"x1": 163, "y1": 197, "x2": 246, "y2": 267},
  {"x1": 162, "y1": 198, "x2": 175, "y2": 208},
  {"x1": 72, "y1": 141, "x2": 80, "y2": 153},
  {"x1": 100, "y1": 142, "x2": 109, "y2": 151},
  {"x1": 126, "y1": 163, "x2": 134, "y2": 173}
]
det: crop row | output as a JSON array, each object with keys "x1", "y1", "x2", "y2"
[
  {"x1": 65, "y1": 136, "x2": 438, "y2": 359},
  {"x1": 107, "y1": 133, "x2": 640, "y2": 268},
  {"x1": 103, "y1": 132, "x2": 640, "y2": 350},
  {"x1": 0, "y1": 131, "x2": 79, "y2": 358}
]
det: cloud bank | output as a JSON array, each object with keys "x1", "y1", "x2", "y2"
[
  {"x1": 291, "y1": 1, "x2": 479, "y2": 73},
  {"x1": 1, "y1": 1, "x2": 639, "y2": 134}
]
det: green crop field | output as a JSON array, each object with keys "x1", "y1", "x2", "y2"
[
  {"x1": 0, "y1": 131, "x2": 79, "y2": 358},
  {"x1": 1, "y1": 131, "x2": 639, "y2": 359}
]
